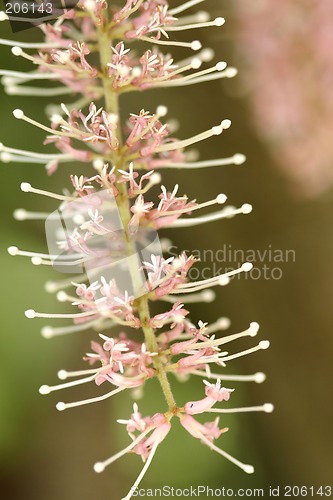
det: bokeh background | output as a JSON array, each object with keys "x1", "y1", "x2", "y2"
[{"x1": 1, "y1": 1, "x2": 332, "y2": 499}]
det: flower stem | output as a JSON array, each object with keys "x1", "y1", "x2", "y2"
[{"x1": 97, "y1": 17, "x2": 176, "y2": 411}]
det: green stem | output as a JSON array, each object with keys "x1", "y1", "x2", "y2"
[{"x1": 97, "y1": 19, "x2": 176, "y2": 411}]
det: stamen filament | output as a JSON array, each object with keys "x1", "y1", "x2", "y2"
[
  {"x1": 206, "y1": 404, "x2": 274, "y2": 414},
  {"x1": 41, "y1": 319, "x2": 110, "y2": 338},
  {"x1": 166, "y1": 154, "x2": 246, "y2": 169},
  {"x1": 39, "y1": 374, "x2": 96, "y2": 394},
  {"x1": 191, "y1": 371, "x2": 267, "y2": 383},
  {"x1": 153, "y1": 121, "x2": 229, "y2": 153},
  {"x1": 199, "y1": 433, "x2": 254, "y2": 474},
  {"x1": 121, "y1": 439, "x2": 160, "y2": 500},
  {"x1": 93, "y1": 426, "x2": 153, "y2": 472},
  {"x1": 169, "y1": 0, "x2": 205, "y2": 16},
  {"x1": 20, "y1": 182, "x2": 76, "y2": 201},
  {"x1": 6, "y1": 85, "x2": 75, "y2": 97},
  {"x1": 56, "y1": 386, "x2": 125, "y2": 411},
  {"x1": 139, "y1": 36, "x2": 201, "y2": 51},
  {"x1": 184, "y1": 323, "x2": 259, "y2": 350},
  {"x1": 165, "y1": 17, "x2": 225, "y2": 32},
  {"x1": 58, "y1": 368, "x2": 99, "y2": 379},
  {"x1": 168, "y1": 204, "x2": 252, "y2": 227},
  {"x1": 0, "y1": 38, "x2": 63, "y2": 49},
  {"x1": 219, "y1": 341, "x2": 270, "y2": 362}
]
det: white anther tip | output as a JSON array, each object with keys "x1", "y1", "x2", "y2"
[
  {"x1": 242, "y1": 262, "x2": 253, "y2": 272},
  {"x1": 254, "y1": 372, "x2": 266, "y2": 383},
  {"x1": 0, "y1": 11, "x2": 9, "y2": 20},
  {"x1": 57, "y1": 291, "x2": 68, "y2": 302},
  {"x1": 39, "y1": 385, "x2": 50, "y2": 395},
  {"x1": 191, "y1": 40, "x2": 202, "y2": 51},
  {"x1": 225, "y1": 67, "x2": 238, "y2": 78},
  {"x1": 93, "y1": 462, "x2": 105, "y2": 473},
  {"x1": 131, "y1": 66, "x2": 141, "y2": 77},
  {"x1": 221, "y1": 119, "x2": 232, "y2": 130},
  {"x1": 264, "y1": 403, "x2": 274, "y2": 413},
  {"x1": 150, "y1": 172, "x2": 162, "y2": 185},
  {"x1": 200, "y1": 48, "x2": 214, "y2": 62},
  {"x1": 249, "y1": 322, "x2": 260, "y2": 336},
  {"x1": 13, "y1": 108, "x2": 24, "y2": 119},
  {"x1": 13, "y1": 209, "x2": 27, "y2": 220},
  {"x1": 216, "y1": 61, "x2": 227, "y2": 71},
  {"x1": 156, "y1": 105, "x2": 168, "y2": 117},
  {"x1": 233, "y1": 153, "x2": 246, "y2": 165},
  {"x1": 214, "y1": 17, "x2": 225, "y2": 26},
  {"x1": 216, "y1": 193, "x2": 227, "y2": 204},
  {"x1": 45, "y1": 281, "x2": 57, "y2": 293},
  {"x1": 217, "y1": 317, "x2": 231, "y2": 330},
  {"x1": 20, "y1": 182, "x2": 31, "y2": 192},
  {"x1": 202, "y1": 290, "x2": 216, "y2": 302},
  {"x1": 25, "y1": 309, "x2": 36, "y2": 319},
  {"x1": 0, "y1": 151, "x2": 11, "y2": 162},
  {"x1": 218, "y1": 275, "x2": 230, "y2": 286},
  {"x1": 197, "y1": 11, "x2": 209, "y2": 22},
  {"x1": 242, "y1": 203, "x2": 253, "y2": 214},
  {"x1": 93, "y1": 158, "x2": 104, "y2": 170},
  {"x1": 56, "y1": 402, "x2": 66, "y2": 411},
  {"x1": 212, "y1": 125, "x2": 223, "y2": 135},
  {"x1": 259, "y1": 340, "x2": 270, "y2": 350},
  {"x1": 41, "y1": 326, "x2": 53, "y2": 339},
  {"x1": 7, "y1": 246, "x2": 18, "y2": 256},
  {"x1": 31, "y1": 257, "x2": 42, "y2": 266},
  {"x1": 57, "y1": 370, "x2": 68, "y2": 380},
  {"x1": 244, "y1": 465, "x2": 255, "y2": 474},
  {"x1": 11, "y1": 46, "x2": 23, "y2": 56},
  {"x1": 191, "y1": 57, "x2": 202, "y2": 70},
  {"x1": 172, "y1": 257, "x2": 182, "y2": 270}
]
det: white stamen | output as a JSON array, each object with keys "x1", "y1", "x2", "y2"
[
  {"x1": 161, "y1": 289, "x2": 215, "y2": 304},
  {"x1": 165, "y1": 17, "x2": 224, "y2": 32},
  {"x1": 57, "y1": 368, "x2": 98, "y2": 380},
  {"x1": 161, "y1": 66, "x2": 238, "y2": 87},
  {"x1": 167, "y1": 153, "x2": 246, "y2": 169},
  {"x1": 168, "y1": 205, "x2": 252, "y2": 228},
  {"x1": 93, "y1": 427, "x2": 153, "y2": 472},
  {"x1": 14, "y1": 209, "x2": 50, "y2": 221},
  {"x1": 56, "y1": 386, "x2": 124, "y2": 411},
  {"x1": 1, "y1": 38, "x2": 62, "y2": 49},
  {"x1": 191, "y1": 371, "x2": 266, "y2": 383},
  {"x1": 139, "y1": 35, "x2": 201, "y2": 51},
  {"x1": 207, "y1": 403, "x2": 274, "y2": 414},
  {"x1": 153, "y1": 121, "x2": 226, "y2": 154},
  {"x1": 121, "y1": 440, "x2": 160, "y2": 500},
  {"x1": 41, "y1": 318, "x2": 106, "y2": 338},
  {"x1": 187, "y1": 323, "x2": 260, "y2": 350},
  {"x1": 219, "y1": 341, "x2": 270, "y2": 362},
  {"x1": 6, "y1": 85, "x2": 74, "y2": 97},
  {"x1": 20, "y1": 182, "x2": 75, "y2": 201},
  {"x1": 25, "y1": 309, "x2": 100, "y2": 320},
  {"x1": 171, "y1": 263, "x2": 253, "y2": 294},
  {"x1": 169, "y1": 0, "x2": 205, "y2": 16},
  {"x1": 199, "y1": 433, "x2": 254, "y2": 474},
  {"x1": 39, "y1": 374, "x2": 96, "y2": 395}
]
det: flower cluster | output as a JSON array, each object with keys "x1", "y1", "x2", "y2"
[{"x1": 1, "y1": 1, "x2": 272, "y2": 499}]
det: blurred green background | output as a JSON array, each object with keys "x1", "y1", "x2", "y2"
[{"x1": 0, "y1": 1, "x2": 332, "y2": 499}]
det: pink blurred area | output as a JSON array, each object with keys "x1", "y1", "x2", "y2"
[{"x1": 234, "y1": 0, "x2": 333, "y2": 197}]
